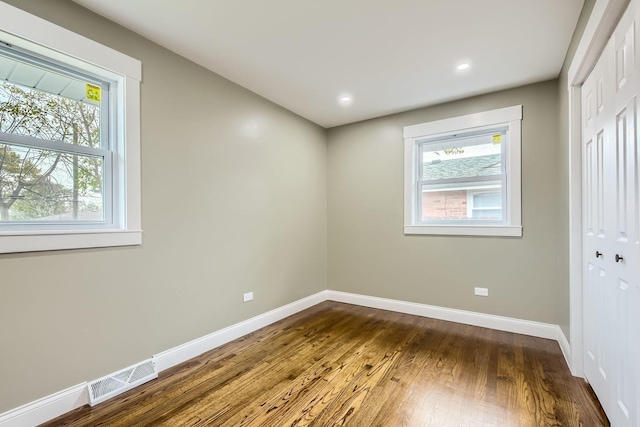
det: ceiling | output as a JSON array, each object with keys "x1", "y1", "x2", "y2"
[{"x1": 72, "y1": 0, "x2": 585, "y2": 128}]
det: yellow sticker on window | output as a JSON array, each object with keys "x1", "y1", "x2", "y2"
[
  {"x1": 492, "y1": 134, "x2": 502, "y2": 145},
  {"x1": 86, "y1": 84, "x2": 101, "y2": 102}
]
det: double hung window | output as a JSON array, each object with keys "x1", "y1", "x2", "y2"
[
  {"x1": 0, "y1": 46, "x2": 112, "y2": 225},
  {"x1": 403, "y1": 105, "x2": 522, "y2": 236},
  {"x1": 0, "y1": 2, "x2": 141, "y2": 253}
]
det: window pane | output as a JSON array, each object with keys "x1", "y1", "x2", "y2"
[
  {"x1": 421, "y1": 184, "x2": 503, "y2": 221},
  {"x1": 421, "y1": 136, "x2": 502, "y2": 182},
  {"x1": 419, "y1": 129, "x2": 505, "y2": 222},
  {"x1": 0, "y1": 143, "x2": 103, "y2": 222},
  {"x1": 0, "y1": 51, "x2": 101, "y2": 148}
]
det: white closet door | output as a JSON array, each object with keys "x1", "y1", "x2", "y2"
[
  {"x1": 610, "y1": 5, "x2": 640, "y2": 426},
  {"x1": 583, "y1": 34, "x2": 615, "y2": 418},
  {"x1": 582, "y1": 2, "x2": 640, "y2": 426}
]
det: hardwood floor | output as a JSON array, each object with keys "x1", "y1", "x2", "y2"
[{"x1": 40, "y1": 302, "x2": 608, "y2": 426}]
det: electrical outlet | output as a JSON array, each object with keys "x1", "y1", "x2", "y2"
[
  {"x1": 474, "y1": 287, "x2": 489, "y2": 297},
  {"x1": 243, "y1": 292, "x2": 254, "y2": 302}
]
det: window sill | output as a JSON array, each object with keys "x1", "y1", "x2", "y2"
[
  {"x1": 404, "y1": 225, "x2": 522, "y2": 237},
  {"x1": 0, "y1": 229, "x2": 142, "y2": 254}
]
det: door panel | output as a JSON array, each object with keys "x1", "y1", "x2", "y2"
[
  {"x1": 616, "y1": 107, "x2": 629, "y2": 241},
  {"x1": 598, "y1": 130, "x2": 607, "y2": 238},
  {"x1": 586, "y1": 139, "x2": 594, "y2": 235}
]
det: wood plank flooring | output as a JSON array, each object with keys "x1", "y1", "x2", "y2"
[{"x1": 40, "y1": 302, "x2": 608, "y2": 426}]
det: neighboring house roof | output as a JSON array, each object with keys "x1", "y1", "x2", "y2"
[{"x1": 423, "y1": 154, "x2": 501, "y2": 181}]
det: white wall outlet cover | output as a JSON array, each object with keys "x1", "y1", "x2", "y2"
[
  {"x1": 243, "y1": 292, "x2": 254, "y2": 302},
  {"x1": 474, "y1": 287, "x2": 489, "y2": 297}
]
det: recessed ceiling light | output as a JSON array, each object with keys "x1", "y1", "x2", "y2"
[
  {"x1": 339, "y1": 95, "x2": 352, "y2": 104},
  {"x1": 457, "y1": 63, "x2": 470, "y2": 71}
]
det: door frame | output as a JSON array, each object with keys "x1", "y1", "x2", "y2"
[{"x1": 568, "y1": 0, "x2": 630, "y2": 377}]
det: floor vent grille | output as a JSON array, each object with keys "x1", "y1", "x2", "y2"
[{"x1": 87, "y1": 359, "x2": 157, "y2": 406}]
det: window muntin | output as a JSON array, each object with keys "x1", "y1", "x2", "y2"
[
  {"x1": 403, "y1": 105, "x2": 522, "y2": 237},
  {"x1": 417, "y1": 128, "x2": 507, "y2": 224},
  {"x1": 0, "y1": 46, "x2": 113, "y2": 225}
]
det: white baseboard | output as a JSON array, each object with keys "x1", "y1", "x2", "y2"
[
  {"x1": 557, "y1": 327, "x2": 572, "y2": 371},
  {"x1": 152, "y1": 291, "x2": 328, "y2": 372},
  {"x1": 0, "y1": 291, "x2": 327, "y2": 427},
  {"x1": 327, "y1": 290, "x2": 561, "y2": 341},
  {"x1": 1, "y1": 289, "x2": 573, "y2": 427},
  {"x1": 0, "y1": 383, "x2": 88, "y2": 427}
]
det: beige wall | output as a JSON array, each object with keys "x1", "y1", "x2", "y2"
[
  {"x1": 328, "y1": 80, "x2": 562, "y2": 323},
  {"x1": 556, "y1": 0, "x2": 596, "y2": 340},
  {"x1": 0, "y1": 0, "x2": 327, "y2": 412}
]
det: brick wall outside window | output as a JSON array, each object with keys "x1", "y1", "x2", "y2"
[{"x1": 422, "y1": 190, "x2": 468, "y2": 220}]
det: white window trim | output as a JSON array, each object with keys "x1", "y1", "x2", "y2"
[
  {"x1": 403, "y1": 105, "x2": 522, "y2": 237},
  {"x1": 0, "y1": 1, "x2": 142, "y2": 253}
]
